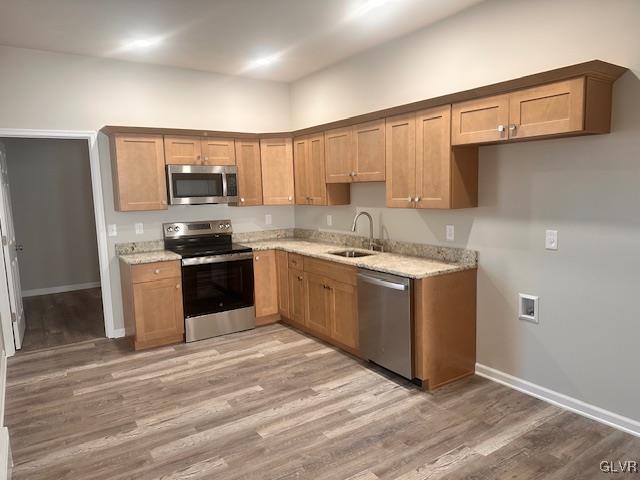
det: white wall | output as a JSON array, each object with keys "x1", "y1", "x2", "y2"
[
  {"x1": 292, "y1": 0, "x2": 640, "y2": 422},
  {"x1": 3, "y1": 138, "x2": 100, "y2": 293},
  {"x1": 0, "y1": 45, "x2": 295, "y2": 333}
]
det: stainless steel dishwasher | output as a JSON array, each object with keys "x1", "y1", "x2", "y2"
[{"x1": 357, "y1": 269, "x2": 413, "y2": 379}]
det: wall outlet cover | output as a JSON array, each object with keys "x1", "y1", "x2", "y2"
[
  {"x1": 326, "y1": 215, "x2": 332, "y2": 226},
  {"x1": 446, "y1": 225, "x2": 455, "y2": 242},
  {"x1": 265, "y1": 214, "x2": 272, "y2": 225},
  {"x1": 519, "y1": 293, "x2": 539, "y2": 324},
  {"x1": 135, "y1": 223, "x2": 144, "y2": 235},
  {"x1": 107, "y1": 224, "x2": 117, "y2": 237},
  {"x1": 545, "y1": 229, "x2": 558, "y2": 250}
]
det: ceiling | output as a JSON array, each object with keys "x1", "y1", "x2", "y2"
[{"x1": 0, "y1": 0, "x2": 484, "y2": 82}]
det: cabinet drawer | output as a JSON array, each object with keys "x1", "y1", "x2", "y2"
[
  {"x1": 131, "y1": 261, "x2": 181, "y2": 284},
  {"x1": 303, "y1": 257, "x2": 356, "y2": 286},
  {"x1": 288, "y1": 253, "x2": 304, "y2": 270}
]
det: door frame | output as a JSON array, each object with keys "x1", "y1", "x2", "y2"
[{"x1": 0, "y1": 129, "x2": 115, "y2": 356}]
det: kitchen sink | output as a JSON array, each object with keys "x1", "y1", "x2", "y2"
[{"x1": 330, "y1": 250, "x2": 376, "y2": 258}]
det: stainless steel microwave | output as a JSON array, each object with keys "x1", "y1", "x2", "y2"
[{"x1": 167, "y1": 165, "x2": 238, "y2": 205}]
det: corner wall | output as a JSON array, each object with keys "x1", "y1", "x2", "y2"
[{"x1": 291, "y1": 0, "x2": 640, "y2": 422}]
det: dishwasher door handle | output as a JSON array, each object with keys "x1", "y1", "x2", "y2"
[{"x1": 357, "y1": 273, "x2": 408, "y2": 291}]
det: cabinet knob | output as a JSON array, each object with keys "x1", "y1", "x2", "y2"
[
  {"x1": 240, "y1": 197, "x2": 245, "y2": 202},
  {"x1": 176, "y1": 284, "x2": 180, "y2": 289},
  {"x1": 509, "y1": 124, "x2": 518, "y2": 134},
  {"x1": 413, "y1": 197, "x2": 420, "y2": 202},
  {"x1": 297, "y1": 275, "x2": 303, "y2": 281},
  {"x1": 204, "y1": 155, "x2": 209, "y2": 161},
  {"x1": 288, "y1": 196, "x2": 293, "y2": 202},
  {"x1": 154, "y1": 269, "x2": 160, "y2": 274},
  {"x1": 255, "y1": 256, "x2": 259, "y2": 261},
  {"x1": 497, "y1": 125, "x2": 505, "y2": 133}
]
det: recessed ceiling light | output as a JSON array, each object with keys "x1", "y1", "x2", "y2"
[
  {"x1": 348, "y1": 0, "x2": 403, "y2": 20},
  {"x1": 122, "y1": 37, "x2": 163, "y2": 51},
  {"x1": 246, "y1": 53, "x2": 281, "y2": 70}
]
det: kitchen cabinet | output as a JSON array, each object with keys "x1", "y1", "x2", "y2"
[
  {"x1": 386, "y1": 108, "x2": 478, "y2": 209},
  {"x1": 288, "y1": 267, "x2": 306, "y2": 328},
  {"x1": 325, "y1": 120, "x2": 385, "y2": 183},
  {"x1": 260, "y1": 137, "x2": 295, "y2": 205},
  {"x1": 304, "y1": 272, "x2": 332, "y2": 338},
  {"x1": 293, "y1": 134, "x2": 350, "y2": 206},
  {"x1": 110, "y1": 133, "x2": 168, "y2": 211},
  {"x1": 452, "y1": 77, "x2": 612, "y2": 145},
  {"x1": 328, "y1": 278, "x2": 358, "y2": 350},
  {"x1": 164, "y1": 135, "x2": 235, "y2": 165},
  {"x1": 234, "y1": 139, "x2": 263, "y2": 206},
  {"x1": 414, "y1": 268, "x2": 477, "y2": 390},
  {"x1": 119, "y1": 260, "x2": 184, "y2": 350},
  {"x1": 253, "y1": 250, "x2": 279, "y2": 323},
  {"x1": 275, "y1": 250, "x2": 289, "y2": 319}
]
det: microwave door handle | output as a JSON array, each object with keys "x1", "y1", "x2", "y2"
[{"x1": 222, "y1": 172, "x2": 228, "y2": 198}]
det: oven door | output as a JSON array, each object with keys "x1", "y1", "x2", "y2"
[{"x1": 167, "y1": 164, "x2": 238, "y2": 205}]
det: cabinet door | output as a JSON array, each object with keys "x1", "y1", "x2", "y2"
[
  {"x1": 415, "y1": 105, "x2": 451, "y2": 209},
  {"x1": 293, "y1": 137, "x2": 310, "y2": 205},
  {"x1": 451, "y1": 94, "x2": 509, "y2": 145},
  {"x1": 324, "y1": 127, "x2": 353, "y2": 183},
  {"x1": 112, "y1": 134, "x2": 168, "y2": 211},
  {"x1": 288, "y1": 268, "x2": 305, "y2": 328},
  {"x1": 164, "y1": 135, "x2": 202, "y2": 164},
  {"x1": 385, "y1": 113, "x2": 416, "y2": 208},
  {"x1": 254, "y1": 250, "x2": 278, "y2": 318},
  {"x1": 307, "y1": 134, "x2": 328, "y2": 205},
  {"x1": 304, "y1": 272, "x2": 331, "y2": 337},
  {"x1": 201, "y1": 137, "x2": 236, "y2": 165},
  {"x1": 235, "y1": 139, "x2": 263, "y2": 206},
  {"x1": 260, "y1": 138, "x2": 294, "y2": 205},
  {"x1": 508, "y1": 78, "x2": 585, "y2": 140},
  {"x1": 353, "y1": 119, "x2": 385, "y2": 182},
  {"x1": 275, "y1": 251, "x2": 289, "y2": 319},
  {"x1": 329, "y1": 279, "x2": 358, "y2": 350},
  {"x1": 133, "y1": 277, "x2": 184, "y2": 346}
]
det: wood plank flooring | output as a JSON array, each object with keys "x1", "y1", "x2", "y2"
[
  {"x1": 5, "y1": 324, "x2": 639, "y2": 479},
  {"x1": 20, "y1": 288, "x2": 105, "y2": 352}
]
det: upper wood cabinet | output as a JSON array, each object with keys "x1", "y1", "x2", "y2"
[
  {"x1": 386, "y1": 108, "x2": 478, "y2": 209},
  {"x1": 110, "y1": 134, "x2": 168, "y2": 211},
  {"x1": 201, "y1": 137, "x2": 236, "y2": 165},
  {"x1": 260, "y1": 137, "x2": 294, "y2": 205},
  {"x1": 452, "y1": 77, "x2": 612, "y2": 145},
  {"x1": 294, "y1": 134, "x2": 350, "y2": 206},
  {"x1": 325, "y1": 120, "x2": 385, "y2": 183},
  {"x1": 253, "y1": 250, "x2": 278, "y2": 319},
  {"x1": 234, "y1": 139, "x2": 263, "y2": 206},
  {"x1": 164, "y1": 135, "x2": 235, "y2": 165}
]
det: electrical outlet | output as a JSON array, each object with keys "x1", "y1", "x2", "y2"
[
  {"x1": 107, "y1": 224, "x2": 117, "y2": 237},
  {"x1": 545, "y1": 229, "x2": 558, "y2": 250},
  {"x1": 265, "y1": 214, "x2": 272, "y2": 225},
  {"x1": 326, "y1": 215, "x2": 332, "y2": 226},
  {"x1": 135, "y1": 223, "x2": 144, "y2": 235},
  {"x1": 519, "y1": 294, "x2": 539, "y2": 324},
  {"x1": 445, "y1": 225, "x2": 455, "y2": 242}
]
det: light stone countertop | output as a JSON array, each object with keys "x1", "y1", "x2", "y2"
[
  {"x1": 239, "y1": 239, "x2": 475, "y2": 279},
  {"x1": 119, "y1": 250, "x2": 182, "y2": 265}
]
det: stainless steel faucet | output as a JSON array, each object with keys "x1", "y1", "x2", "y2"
[{"x1": 351, "y1": 211, "x2": 383, "y2": 252}]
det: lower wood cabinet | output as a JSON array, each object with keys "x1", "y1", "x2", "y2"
[
  {"x1": 327, "y1": 278, "x2": 358, "y2": 350},
  {"x1": 288, "y1": 267, "x2": 306, "y2": 328},
  {"x1": 119, "y1": 260, "x2": 184, "y2": 350},
  {"x1": 253, "y1": 250, "x2": 279, "y2": 324},
  {"x1": 303, "y1": 272, "x2": 332, "y2": 338},
  {"x1": 275, "y1": 251, "x2": 289, "y2": 318}
]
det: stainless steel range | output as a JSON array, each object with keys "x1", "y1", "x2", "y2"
[{"x1": 163, "y1": 220, "x2": 255, "y2": 342}]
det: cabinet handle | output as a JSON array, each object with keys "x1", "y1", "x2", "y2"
[
  {"x1": 497, "y1": 125, "x2": 505, "y2": 133},
  {"x1": 288, "y1": 196, "x2": 293, "y2": 202},
  {"x1": 297, "y1": 275, "x2": 303, "y2": 281},
  {"x1": 509, "y1": 124, "x2": 518, "y2": 135},
  {"x1": 154, "y1": 269, "x2": 160, "y2": 274},
  {"x1": 413, "y1": 197, "x2": 421, "y2": 202}
]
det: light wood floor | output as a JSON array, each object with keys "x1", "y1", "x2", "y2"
[
  {"x1": 20, "y1": 288, "x2": 105, "y2": 352},
  {"x1": 5, "y1": 324, "x2": 639, "y2": 479}
]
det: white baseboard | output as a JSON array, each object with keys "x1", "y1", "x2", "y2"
[
  {"x1": 110, "y1": 328, "x2": 126, "y2": 339},
  {"x1": 21, "y1": 282, "x2": 101, "y2": 298},
  {"x1": 476, "y1": 363, "x2": 640, "y2": 438}
]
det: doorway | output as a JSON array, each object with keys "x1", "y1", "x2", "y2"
[{"x1": 0, "y1": 132, "x2": 113, "y2": 355}]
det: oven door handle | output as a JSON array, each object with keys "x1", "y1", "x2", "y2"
[{"x1": 181, "y1": 252, "x2": 254, "y2": 266}]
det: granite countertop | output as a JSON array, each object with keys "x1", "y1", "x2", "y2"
[
  {"x1": 239, "y1": 239, "x2": 475, "y2": 279},
  {"x1": 119, "y1": 250, "x2": 182, "y2": 265}
]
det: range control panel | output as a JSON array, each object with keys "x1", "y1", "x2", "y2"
[{"x1": 163, "y1": 220, "x2": 232, "y2": 239}]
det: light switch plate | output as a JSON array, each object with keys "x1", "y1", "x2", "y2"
[
  {"x1": 326, "y1": 215, "x2": 332, "y2": 226},
  {"x1": 545, "y1": 229, "x2": 558, "y2": 250},
  {"x1": 107, "y1": 224, "x2": 117, "y2": 237},
  {"x1": 265, "y1": 214, "x2": 272, "y2": 225},
  {"x1": 445, "y1": 225, "x2": 455, "y2": 242},
  {"x1": 135, "y1": 223, "x2": 144, "y2": 235}
]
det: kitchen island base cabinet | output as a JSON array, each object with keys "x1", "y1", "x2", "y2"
[
  {"x1": 414, "y1": 268, "x2": 477, "y2": 390},
  {"x1": 120, "y1": 260, "x2": 184, "y2": 351}
]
